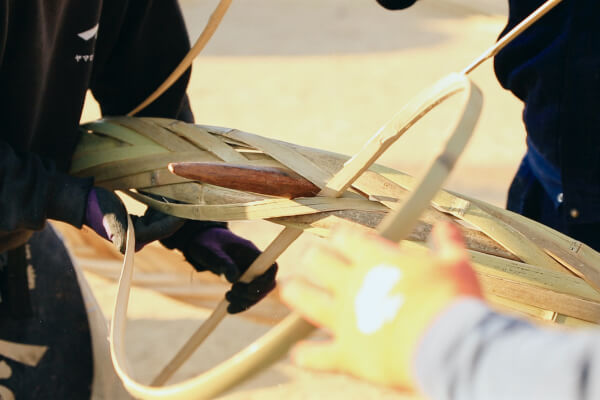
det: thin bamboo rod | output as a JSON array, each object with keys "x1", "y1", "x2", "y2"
[
  {"x1": 127, "y1": 0, "x2": 232, "y2": 116},
  {"x1": 462, "y1": 0, "x2": 563, "y2": 74}
]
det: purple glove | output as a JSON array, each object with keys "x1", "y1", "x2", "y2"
[
  {"x1": 84, "y1": 187, "x2": 184, "y2": 253},
  {"x1": 161, "y1": 224, "x2": 278, "y2": 314}
]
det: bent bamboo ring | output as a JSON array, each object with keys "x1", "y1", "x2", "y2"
[{"x1": 108, "y1": 73, "x2": 483, "y2": 399}]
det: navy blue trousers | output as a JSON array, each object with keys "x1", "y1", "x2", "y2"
[{"x1": 507, "y1": 157, "x2": 600, "y2": 252}]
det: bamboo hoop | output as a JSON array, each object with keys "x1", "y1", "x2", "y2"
[{"x1": 107, "y1": 73, "x2": 483, "y2": 399}]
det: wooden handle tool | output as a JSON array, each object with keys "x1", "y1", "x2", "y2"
[{"x1": 168, "y1": 162, "x2": 321, "y2": 199}]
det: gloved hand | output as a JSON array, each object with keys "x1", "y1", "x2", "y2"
[
  {"x1": 161, "y1": 223, "x2": 278, "y2": 314},
  {"x1": 85, "y1": 187, "x2": 278, "y2": 314},
  {"x1": 84, "y1": 187, "x2": 184, "y2": 253},
  {"x1": 376, "y1": 0, "x2": 418, "y2": 10},
  {"x1": 280, "y1": 221, "x2": 482, "y2": 391}
]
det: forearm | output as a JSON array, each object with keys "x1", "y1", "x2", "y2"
[
  {"x1": 0, "y1": 141, "x2": 92, "y2": 232},
  {"x1": 414, "y1": 299, "x2": 600, "y2": 400}
]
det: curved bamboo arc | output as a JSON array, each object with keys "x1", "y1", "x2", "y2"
[
  {"x1": 127, "y1": 0, "x2": 232, "y2": 116},
  {"x1": 377, "y1": 80, "x2": 481, "y2": 240},
  {"x1": 109, "y1": 74, "x2": 482, "y2": 399},
  {"x1": 149, "y1": 73, "x2": 480, "y2": 385}
]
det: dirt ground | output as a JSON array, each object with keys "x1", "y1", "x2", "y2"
[{"x1": 76, "y1": 1, "x2": 526, "y2": 398}]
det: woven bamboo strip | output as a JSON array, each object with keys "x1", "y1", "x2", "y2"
[
  {"x1": 372, "y1": 165, "x2": 572, "y2": 274},
  {"x1": 100, "y1": 170, "x2": 189, "y2": 191},
  {"x1": 157, "y1": 120, "x2": 249, "y2": 163},
  {"x1": 127, "y1": 191, "x2": 388, "y2": 221},
  {"x1": 486, "y1": 294, "x2": 557, "y2": 322},
  {"x1": 76, "y1": 152, "x2": 210, "y2": 182},
  {"x1": 455, "y1": 193, "x2": 600, "y2": 290},
  {"x1": 112, "y1": 117, "x2": 198, "y2": 152},
  {"x1": 81, "y1": 120, "x2": 160, "y2": 146},
  {"x1": 75, "y1": 118, "x2": 600, "y2": 301},
  {"x1": 71, "y1": 145, "x2": 168, "y2": 175},
  {"x1": 221, "y1": 129, "x2": 333, "y2": 189}
]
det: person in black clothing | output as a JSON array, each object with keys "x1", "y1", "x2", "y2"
[
  {"x1": 0, "y1": 1, "x2": 276, "y2": 398},
  {"x1": 494, "y1": 0, "x2": 600, "y2": 251},
  {"x1": 378, "y1": 0, "x2": 600, "y2": 251}
]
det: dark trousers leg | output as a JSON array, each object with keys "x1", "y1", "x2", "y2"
[
  {"x1": 507, "y1": 159, "x2": 600, "y2": 251},
  {"x1": 0, "y1": 226, "x2": 93, "y2": 399}
]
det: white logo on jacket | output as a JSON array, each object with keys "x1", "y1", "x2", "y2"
[
  {"x1": 75, "y1": 24, "x2": 98, "y2": 63},
  {"x1": 78, "y1": 24, "x2": 99, "y2": 41}
]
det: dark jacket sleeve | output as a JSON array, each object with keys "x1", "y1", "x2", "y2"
[
  {"x1": 90, "y1": 0, "x2": 193, "y2": 122},
  {"x1": 0, "y1": 141, "x2": 93, "y2": 233}
]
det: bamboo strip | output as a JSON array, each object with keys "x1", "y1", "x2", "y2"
[
  {"x1": 221, "y1": 129, "x2": 333, "y2": 189},
  {"x1": 100, "y1": 169, "x2": 189, "y2": 191},
  {"x1": 112, "y1": 117, "x2": 197, "y2": 152},
  {"x1": 76, "y1": 151, "x2": 213, "y2": 182},
  {"x1": 157, "y1": 120, "x2": 249, "y2": 163},
  {"x1": 462, "y1": 0, "x2": 563, "y2": 74},
  {"x1": 81, "y1": 120, "x2": 160, "y2": 147},
  {"x1": 399, "y1": 241, "x2": 600, "y2": 323},
  {"x1": 455, "y1": 193, "x2": 600, "y2": 291},
  {"x1": 372, "y1": 165, "x2": 571, "y2": 275},
  {"x1": 127, "y1": 190, "x2": 387, "y2": 221},
  {"x1": 71, "y1": 145, "x2": 168, "y2": 175},
  {"x1": 377, "y1": 75, "x2": 481, "y2": 241},
  {"x1": 322, "y1": 74, "x2": 465, "y2": 197},
  {"x1": 486, "y1": 294, "x2": 557, "y2": 322},
  {"x1": 127, "y1": 0, "x2": 232, "y2": 116}
]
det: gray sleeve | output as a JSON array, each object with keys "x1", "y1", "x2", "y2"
[{"x1": 413, "y1": 298, "x2": 600, "y2": 400}]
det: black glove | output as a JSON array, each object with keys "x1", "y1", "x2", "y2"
[
  {"x1": 162, "y1": 222, "x2": 278, "y2": 314},
  {"x1": 87, "y1": 188, "x2": 278, "y2": 313},
  {"x1": 376, "y1": 0, "x2": 418, "y2": 10}
]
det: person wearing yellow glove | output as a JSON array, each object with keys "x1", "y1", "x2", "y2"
[
  {"x1": 281, "y1": 222, "x2": 600, "y2": 399},
  {"x1": 281, "y1": 221, "x2": 482, "y2": 391}
]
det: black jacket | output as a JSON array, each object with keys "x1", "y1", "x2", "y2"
[
  {"x1": 0, "y1": 0, "x2": 192, "y2": 250},
  {"x1": 495, "y1": 0, "x2": 600, "y2": 224}
]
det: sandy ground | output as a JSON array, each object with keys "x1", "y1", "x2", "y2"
[{"x1": 75, "y1": 1, "x2": 527, "y2": 398}]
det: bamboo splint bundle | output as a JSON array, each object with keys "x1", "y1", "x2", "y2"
[{"x1": 73, "y1": 113, "x2": 600, "y2": 327}]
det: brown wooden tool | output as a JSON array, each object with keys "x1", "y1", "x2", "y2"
[{"x1": 168, "y1": 162, "x2": 321, "y2": 199}]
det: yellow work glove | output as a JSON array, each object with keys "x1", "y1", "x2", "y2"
[{"x1": 280, "y1": 221, "x2": 482, "y2": 392}]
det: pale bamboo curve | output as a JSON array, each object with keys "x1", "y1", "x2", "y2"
[
  {"x1": 149, "y1": 73, "x2": 481, "y2": 387},
  {"x1": 109, "y1": 73, "x2": 483, "y2": 399},
  {"x1": 127, "y1": 0, "x2": 232, "y2": 116}
]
